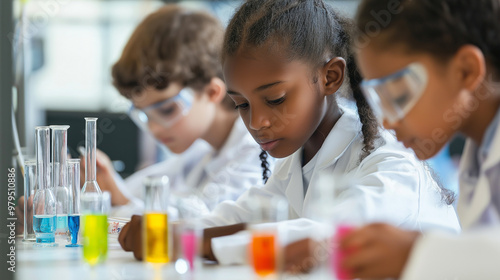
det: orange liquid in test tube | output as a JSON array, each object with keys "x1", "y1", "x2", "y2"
[
  {"x1": 144, "y1": 213, "x2": 169, "y2": 263},
  {"x1": 251, "y1": 233, "x2": 276, "y2": 276}
]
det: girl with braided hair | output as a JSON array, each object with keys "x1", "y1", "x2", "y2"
[{"x1": 119, "y1": 0, "x2": 460, "y2": 272}]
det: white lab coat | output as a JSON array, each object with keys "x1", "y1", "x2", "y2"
[
  {"x1": 401, "y1": 119, "x2": 500, "y2": 280},
  {"x1": 202, "y1": 108, "x2": 460, "y2": 265},
  {"x1": 111, "y1": 118, "x2": 269, "y2": 218}
]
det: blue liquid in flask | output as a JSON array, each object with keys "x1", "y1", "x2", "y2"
[
  {"x1": 57, "y1": 215, "x2": 68, "y2": 230},
  {"x1": 66, "y1": 215, "x2": 81, "y2": 247},
  {"x1": 33, "y1": 215, "x2": 57, "y2": 243}
]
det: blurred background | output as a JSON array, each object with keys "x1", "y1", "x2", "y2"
[{"x1": 7, "y1": 0, "x2": 463, "y2": 198}]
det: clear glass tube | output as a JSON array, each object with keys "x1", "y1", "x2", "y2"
[
  {"x1": 23, "y1": 160, "x2": 36, "y2": 242},
  {"x1": 50, "y1": 125, "x2": 70, "y2": 236},
  {"x1": 66, "y1": 159, "x2": 82, "y2": 247},
  {"x1": 81, "y1": 191, "x2": 111, "y2": 265},
  {"x1": 143, "y1": 176, "x2": 169, "y2": 263},
  {"x1": 81, "y1": 117, "x2": 101, "y2": 194},
  {"x1": 33, "y1": 127, "x2": 57, "y2": 246}
]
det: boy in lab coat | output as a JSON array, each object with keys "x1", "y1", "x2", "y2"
[{"x1": 16, "y1": 5, "x2": 270, "y2": 233}]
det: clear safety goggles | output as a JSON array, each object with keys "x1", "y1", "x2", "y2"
[
  {"x1": 360, "y1": 62, "x2": 428, "y2": 124},
  {"x1": 128, "y1": 87, "x2": 194, "y2": 130}
]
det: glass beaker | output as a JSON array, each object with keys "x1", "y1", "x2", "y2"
[
  {"x1": 143, "y1": 176, "x2": 170, "y2": 263},
  {"x1": 81, "y1": 117, "x2": 101, "y2": 195},
  {"x1": 172, "y1": 218, "x2": 201, "y2": 276},
  {"x1": 23, "y1": 160, "x2": 36, "y2": 242},
  {"x1": 33, "y1": 127, "x2": 57, "y2": 246},
  {"x1": 248, "y1": 195, "x2": 288, "y2": 278},
  {"x1": 66, "y1": 159, "x2": 81, "y2": 247},
  {"x1": 304, "y1": 171, "x2": 360, "y2": 280},
  {"x1": 81, "y1": 191, "x2": 111, "y2": 265},
  {"x1": 50, "y1": 125, "x2": 70, "y2": 238}
]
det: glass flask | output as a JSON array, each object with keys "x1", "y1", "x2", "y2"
[{"x1": 33, "y1": 127, "x2": 57, "y2": 246}]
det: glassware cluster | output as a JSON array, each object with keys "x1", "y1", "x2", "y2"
[{"x1": 26, "y1": 117, "x2": 105, "y2": 254}]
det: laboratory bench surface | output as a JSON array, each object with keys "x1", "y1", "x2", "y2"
[{"x1": 16, "y1": 237, "x2": 326, "y2": 280}]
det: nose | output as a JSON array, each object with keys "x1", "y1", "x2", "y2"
[{"x1": 248, "y1": 106, "x2": 271, "y2": 131}]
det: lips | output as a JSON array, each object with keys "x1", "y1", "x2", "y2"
[
  {"x1": 257, "y1": 139, "x2": 281, "y2": 151},
  {"x1": 160, "y1": 137, "x2": 175, "y2": 144}
]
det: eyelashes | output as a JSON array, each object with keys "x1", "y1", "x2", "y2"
[
  {"x1": 235, "y1": 103, "x2": 249, "y2": 110},
  {"x1": 267, "y1": 96, "x2": 285, "y2": 105},
  {"x1": 234, "y1": 96, "x2": 286, "y2": 110}
]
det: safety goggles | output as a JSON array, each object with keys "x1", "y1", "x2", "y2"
[
  {"x1": 128, "y1": 87, "x2": 194, "y2": 130},
  {"x1": 360, "y1": 62, "x2": 428, "y2": 124}
]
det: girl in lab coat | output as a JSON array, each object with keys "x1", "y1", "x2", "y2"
[
  {"x1": 119, "y1": 0, "x2": 459, "y2": 267},
  {"x1": 99, "y1": 5, "x2": 270, "y2": 217},
  {"x1": 340, "y1": 0, "x2": 500, "y2": 279},
  {"x1": 201, "y1": 0, "x2": 461, "y2": 267}
]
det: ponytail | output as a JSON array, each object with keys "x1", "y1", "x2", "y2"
[{"x1": 259, "y1": 150, "x2": 271, "y2": 184}]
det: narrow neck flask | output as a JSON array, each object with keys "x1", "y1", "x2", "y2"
[
  {"x1": 33, "y1": 127, "x2": 57, "y2": 245},
  {"x1": 81, "y1": 118, "x2": 101, "y2": 194},
  {"x1": 51, "y1": 125, "x2": 70, "y2": 235}
]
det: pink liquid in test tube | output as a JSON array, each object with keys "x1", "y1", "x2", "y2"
[
  {"x1": 332, "y1": 224, "x2": 355, "y2": 280},
  {"x1": 181, "y1": 230, "x2": 197, "y2": 270}
]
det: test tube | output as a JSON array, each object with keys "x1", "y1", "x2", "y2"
[
  {"x1": 81, "y1": 191, "x2": 110, "y2": 265},
  {"x1": 22, "y1": 160, "x2": 36, "y2": 242},
  {"x1": 81, "y1": 117, "x2": 101, "y2": 195},
  {"x1": 173, "y1": 218, "x2": 201, "y2": 275},
  {"x1": 33, "y1": 127, "x2": 57, "y2": 246},
  {"x1": 51, "y1": 125, "x2": 70, "y2": 238},
  {"x1": 304, "y1": 171, "x2": 359, "y2": 280},
  {"x1": 66, "y1": 159, "x2": 82, "y2": 247},
  {"x1": 143, "y1": 176, "x2": 170, "y2": 263},
  {"x1": 248, "y1": 195, "x2": 288, "y2": 277}
]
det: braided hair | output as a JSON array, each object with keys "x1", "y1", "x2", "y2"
[
  {"x1": 223, "y1": 0, "x2": 380, "y2": 162},
  {"x1": 259, "y1": 150, "x2": 271, "y2": 183}
]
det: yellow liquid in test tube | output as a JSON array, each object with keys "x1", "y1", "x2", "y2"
[
  {"x1": 82, "y1": 214, "x2": 108, "y2": 265},
  {"x1": 144, "y1": 213, "x2": 169, "y2": 263}
]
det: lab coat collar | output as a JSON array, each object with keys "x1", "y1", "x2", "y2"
[
  {"x1": 314, "y1": 108, "x2": 361, "y2": 170},
  {"x1": 458, "y1": 118, "x2": 500, "y2": 228},
  {"x1": 284, "y1": 108, "x2": 361, "y2": 216}
]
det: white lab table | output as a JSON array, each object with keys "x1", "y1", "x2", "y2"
[{"x1": 17, "y1": 238, "x2": 325, "y2": 280}]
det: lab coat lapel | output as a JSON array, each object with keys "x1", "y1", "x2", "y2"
[
  {"x1": 314, "y1": 110, "x2": 360, "y2": 170},
  {"x1": 302, "y1": 110, "x2": 360, "y2": 213},
  {"x1": 459, "y1": 121, "x2": 500, "y2": 229}
]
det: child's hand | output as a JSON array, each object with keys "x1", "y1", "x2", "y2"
[
  {"x1": 284, "y1": 238, "x2": 321, "y2": 274},
  {"x1": 118, "y1": 215, "x2": 143, "y2": 260},
  {"x1": 79, "y1": 149, "x2": 129, "y2": 206},
  {"x1": 340, "y1": 223, "x2": 420, "y2": 279}
]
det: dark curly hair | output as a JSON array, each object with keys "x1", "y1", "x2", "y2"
[
  {"x1": 353, "y1": 0, "x2": 500, "y2": 205},
  {"x1": 356, "y1": 0, "x2": 500, "y2": 73},
  {"x1": 111, "y1": 5, "x2": 235, "y2": 110},
  {"x1": 222, "y1": 0, "x2": 380, "y2": 164}
]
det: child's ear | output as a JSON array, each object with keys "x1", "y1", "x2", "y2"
[
  {"x1": 322, "y1": 57, "x2": 346, "y2": 96},
  {"x1": 204, "y1": 77, "x2": 227, "y2": 103},
  {"x1": 453, "y1": 45, "x2": 486, "y2": 92}
]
